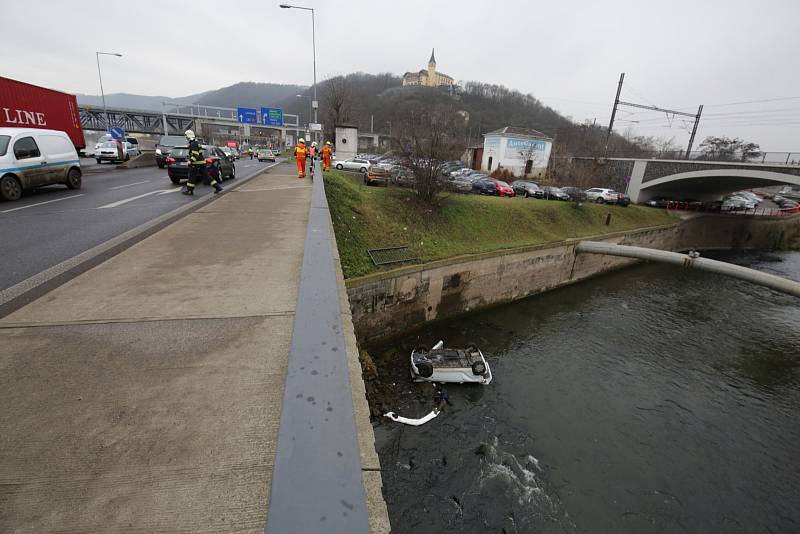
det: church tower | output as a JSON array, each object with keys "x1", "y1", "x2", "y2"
[{"x1": 427, "y1": 48, "x2": 436, "y2": 82}]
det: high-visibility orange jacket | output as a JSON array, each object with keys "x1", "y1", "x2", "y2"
[
  {"x1": 321, "y1": 146, "x2": 332, "y2": 158},
  {"x1": 294, "y1": 143, "x2": 308, "y2": 159}
]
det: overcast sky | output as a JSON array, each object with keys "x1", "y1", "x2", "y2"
[{"x1": 3, "y1": 0, "x2": 799, "y2": 151}]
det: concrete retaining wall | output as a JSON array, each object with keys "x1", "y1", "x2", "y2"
[{"x1": 345, "y1": 214, "x2": 800, "y2": 344}]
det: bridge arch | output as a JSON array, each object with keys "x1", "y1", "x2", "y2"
[{"x1": 629, "y1": 166, "x2": 800, "y2": 202}]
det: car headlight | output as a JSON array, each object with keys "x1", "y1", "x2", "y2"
[{"x1": 156, "y1": 148, "x2": 162, "y2": 155}]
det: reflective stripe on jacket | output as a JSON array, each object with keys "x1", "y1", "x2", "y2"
[
  {"x1": 294, "y1": 144, "x2": 307, "y2": 159},
  {"x1": 189, "y1": 141, "x2": 205, "y2": 166}
]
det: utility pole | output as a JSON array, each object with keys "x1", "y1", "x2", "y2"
[
  {"x1": 605, "y1": 72, "x2": 624, "y2": 155},
  {"x1": 685, "y1": 104, "x2": 704, "y2": 159}
]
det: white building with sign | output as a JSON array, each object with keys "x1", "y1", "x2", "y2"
[{"x1": 480, "y1": 126, "x2": 553, "y2": 177}]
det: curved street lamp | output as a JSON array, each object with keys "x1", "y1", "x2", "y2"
[
  {"x1": 95, "y1": 51, "x2": 122, "y2": 133},
  {"x1": 279, "y1": 4, "x2": 317, "y2": 142}
]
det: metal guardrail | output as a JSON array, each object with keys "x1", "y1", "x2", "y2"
[
  {"x1": 575, "y1": 241, "x2": 800, "y2": 298},
  {"x1": 265, "y1": 161, "x2": 370, "y2": 533}
]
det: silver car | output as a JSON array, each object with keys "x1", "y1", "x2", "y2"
[{"x1": 334, "y1": 157, "x2": 371, "y2": 173}]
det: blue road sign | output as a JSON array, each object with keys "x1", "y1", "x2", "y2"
[
  {"x1": 237, "y1": 107, "x2": 258, "y2": 124},
  {"x1": 260, "y1": 107, "x2": 284, "y2": 127},
  {"x1": 109, "y1": 126, "x2": 125, "y2": 140}
]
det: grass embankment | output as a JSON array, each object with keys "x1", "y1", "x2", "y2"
[{"x1": 324, "y1": 170, "x2": 679, "y2": 279}]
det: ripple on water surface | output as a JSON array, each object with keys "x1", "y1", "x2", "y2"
[{"x1": 370, "y1": 251, "x2": 800, "y2": 534}]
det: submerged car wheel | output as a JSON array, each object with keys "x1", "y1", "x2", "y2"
[
  {"x1": 471, "y1": 361, "x2": 487, "y2": 376},
  {"x1": 0, "y1": 175, "x2": 23, "y2": 201},
  {"x1": 65, "y1": 168, "x2": 82, "y2": 190},
  {"x1": 596, "y1": 197, "x2": 605, "y2": 204}
]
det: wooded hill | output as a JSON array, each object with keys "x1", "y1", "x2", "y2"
[{"x1": 280, "y1": 72, "x2": 647, "y2": 159}]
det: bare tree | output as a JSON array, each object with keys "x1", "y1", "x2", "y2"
[
  {"x1": 321, "y1": 75, "x2": 351, "y2": 141},
  {"x1": 391, "y1": 97, "x2": 466, "y2": 204}
]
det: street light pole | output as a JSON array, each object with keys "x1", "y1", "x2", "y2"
[
  {"x1": 95, "y1": 51, "x2": 122, "y2": 133},
  {"x1": 280, "y1": 4, "x2": 317, "y2": 143}
]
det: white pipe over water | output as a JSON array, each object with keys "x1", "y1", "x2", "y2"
[{"x1": 575, "y1": 241, "x2": 800, "y2": 298}]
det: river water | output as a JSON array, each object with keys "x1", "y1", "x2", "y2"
[{"x1": 367, "y1": 251, "x2": 800, "y2": 534}]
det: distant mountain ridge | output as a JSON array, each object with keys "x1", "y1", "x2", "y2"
[{"x1": 76, "y1": 82, "x2": 308, "y2": 112}]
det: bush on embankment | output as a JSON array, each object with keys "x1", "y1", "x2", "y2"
[{"x1": 324, "y1": 170, "x2": 678, "y2": 279}]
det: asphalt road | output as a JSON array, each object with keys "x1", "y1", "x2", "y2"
[{"x1": 0, "y1": 158, "x2": 275, "y2": 291}]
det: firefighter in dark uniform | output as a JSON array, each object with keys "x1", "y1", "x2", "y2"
[{"x1": 182, "y1": 129, "x2": 222, "y2": 195}]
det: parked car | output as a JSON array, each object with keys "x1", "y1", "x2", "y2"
[
  {"x1": 448, "y1": 175, "x2": 475, "y2": 193},
  {"x1": 733, "y1": 191, "x2": 762, "y2": 205},
  {"x1": 257, "y1": 148, "x2": 276, "y2": 162},
  {"x1": 390, "y1": 168, "x2": 415, "y2": 188},
  {"x1": 364, "y1": 166, "x2": 390, "y2": 186},
  {"x1": 512, "y1": 180, "x2": 543, "y2": 198},
  {"x1": 721, "y1": 196, "x2": 754, "y2": 211},
  {"x1": 335, "y1": 157, "x2": 371, "y2": 173},
  {"x1": 0, "y1": 127, "x2": 82, "y2": 201},
  {"x1": 472, "y1": 178, "x2": 515, "y2": 197},
  {"x1": 542, "y1": 186, "x2": 570, "y2": 201},
  {"x1": 559, "y1": 186, "x2": 587, "y2": 202},
  {"x1": 155, "y1": 134, "x2": 188, "y2": 168},
  {"x1": 95, "y1": 140, "x2": 139, "y2": 163},
  {"x1": 645, "y1": 196, "x2": 671, "y2": 208},
  {"x1": 166, "y1": 145, "x2": 236, "y2": 185},
  {"x1": 585, "y1": 187, "x2": 622, "y2": 204}
]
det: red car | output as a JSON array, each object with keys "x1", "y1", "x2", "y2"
[
  {"x1": 472, "y1": 178, "x2": 516, "y2": 197},
  {"x1": 495, "y1": 180, "x2": 515, "y2": 197}
]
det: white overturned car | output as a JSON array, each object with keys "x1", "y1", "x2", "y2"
[{"x1": 410, "y1": 341, "x2": 492, "y2": 385}]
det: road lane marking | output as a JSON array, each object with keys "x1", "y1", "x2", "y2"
[
  {"x1": 98, "y1": 190, "x2": 174, "y2": 209},
  {"x1": 110, "y1": 180, "x2": 150, "y2": 190},
  {"x1": 156, "y1": 188, "x2": 182, "y2": 195},
  {"x1": 1, "y1": 194, "x2": 85, "y2": 213}
]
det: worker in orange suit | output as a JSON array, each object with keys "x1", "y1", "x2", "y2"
[
  {"x1": 294, "y1": 138, "x2": 309, "y2": 178},
  {"x1": 321, "y1": 141, "x2": 333, "y2": 171}
]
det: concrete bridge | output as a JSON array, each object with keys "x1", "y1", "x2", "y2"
[{"x1": 573, "y1": 157, "x2": 800, "y2": 203}]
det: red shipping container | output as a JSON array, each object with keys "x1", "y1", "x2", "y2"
[{"x1": 0, "y1": 76, "x2": 86, "y2": 150}]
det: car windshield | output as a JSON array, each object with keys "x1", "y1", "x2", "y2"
[
  {"x1": 496, "y1": 181, "x2": 510, "y2": 187},
  {"x1": 171, "y1": 148, "x2": 189, "y2": 157},
  {"x1": 101, "y1": 141, "x2": 118, "y2": 148},
  {"x1": 159, "y1": 135, "x2": 186, "y2": 147},
  {"x1": 0, "y1": 135, "x2": 9, "y2": 157}
]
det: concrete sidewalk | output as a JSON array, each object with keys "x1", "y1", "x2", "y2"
[{"x1": 0, "y1": 164, "x2": 317, "y2": 532}]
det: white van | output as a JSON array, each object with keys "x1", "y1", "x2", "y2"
[{"x1": 0, "y1": 128, "x2": 82, "y2": 201}]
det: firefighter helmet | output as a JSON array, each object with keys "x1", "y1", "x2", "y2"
[{"x1": 184, "y1": 129, "x2": 196, "y2": 140}]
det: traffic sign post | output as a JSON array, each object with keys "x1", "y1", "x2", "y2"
[
  {"x1": 237, "y1": 107, "x2": 258, "y2": 124},
  {"x1": 261, "y1": 107, "x2": 284, "y2": 127},
  {"x1": 109, "y1": 126, "x2": 125, "y2": 140}
]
